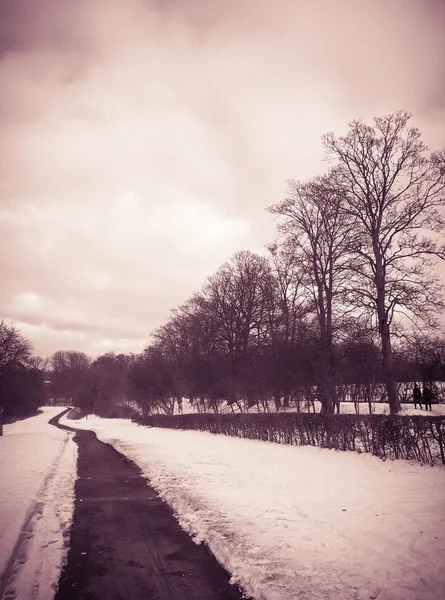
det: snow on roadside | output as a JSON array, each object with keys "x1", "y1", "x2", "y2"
[
  {"x1": 0, "y1": 407, "x2": 77, "y2": 600},
  {"x1": 62, "y1": 414, "x2": 445, "y2": 600}
]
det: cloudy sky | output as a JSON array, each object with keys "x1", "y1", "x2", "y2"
[{"x1": 1, "y1": 0, "x2": 444, "y2": 358}]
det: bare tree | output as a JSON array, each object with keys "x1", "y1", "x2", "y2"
[
  {"x1": 204, "y1": 251, "x2": 271, "y2": 367},
  {"x1": 268, "y1": 172, "x2": 355, "y2": 413},
  {"x1": 264, "y1": 244, "x2": 311, "y2": 409},
  {"x1": 50, "y1": 350, "x2": 91, "y2": 405},
  {"x1": 0, "y1": 321, "x2": 44, "y2": 418},
  {"x1": 407, "y1": 333, "x2": 445, "y2": 391},
  {"x1": 86, "y1": 353, "x2": 131, "y2": 416},
  {"x1": 153, "y1": 293, "x2": 223, "y2": 411},
  {"x1": 323, "y1": 111, "x2": 445, "y2": 414},
  {"x1": 266, "y1": 243, "x2": 308, "y2": 347},
  {"x1": 0, "y1": 320, "x2": 32, "y2": 378},
  {"x1": 127, "y1": 346, "x2": 178, "y2": 415},
  {"x1": 203, "y1": 251, "x2": 269, "y2": 410}
]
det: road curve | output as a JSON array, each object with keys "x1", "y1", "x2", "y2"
[{"x1": 50, "y1": 409, "x2": 250, "y2": 600}]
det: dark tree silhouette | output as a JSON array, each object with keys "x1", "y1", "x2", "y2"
[
  {"x1": 268, "y1": 172, "x2": 355, "y2": 413},
  {"x1": 323, "y1": 111, "x2": 445, "y2": 414}
]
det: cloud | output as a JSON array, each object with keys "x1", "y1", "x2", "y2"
[{"x1": 1, "y1": 0, "x2": 444, "y2": 356}]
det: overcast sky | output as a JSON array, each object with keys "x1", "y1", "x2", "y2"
[{"x1": 1, "y1": 0, "x2": 444, "y2": 358}]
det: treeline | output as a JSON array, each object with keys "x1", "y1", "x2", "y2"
[
  {"x1": 2, "y1": 111, "x2": 445, "y2": 419},
  {"x1": 139, "y1": 111, "x2": 445, "y2": 416},
  {"x1": 31, "y1": 332, "x2": 445, "y2": 418},
  {"x1": 3, "y1": 318, "x2": 445, "y2": 421}
]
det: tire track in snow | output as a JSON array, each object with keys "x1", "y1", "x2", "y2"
[
  {"x1": 0, "y1": 410, "x2": 76, "y2": 600},
  {"x1": 0, "y1": 500, "x2": 40, "y2": 599}
]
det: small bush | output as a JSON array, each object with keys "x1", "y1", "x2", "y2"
[{"x1": 134, "y1": 412, "x2": 445, "y2": 465}]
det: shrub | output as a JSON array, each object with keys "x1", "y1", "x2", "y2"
[{"x1": 134, "y1": 412, "x2": 445, "y2": 465}]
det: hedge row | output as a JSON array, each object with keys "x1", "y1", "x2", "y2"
[{"x1": 134, "y1": 412, "x2": 445, "y2": 465}]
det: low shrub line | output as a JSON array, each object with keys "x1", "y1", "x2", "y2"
[{"x1": 133, "y1": 412, "x2": 445, "y2": 465}]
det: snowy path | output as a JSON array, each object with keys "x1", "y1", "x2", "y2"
[
  {"x1": 63, "y1": 414, "x2": 445, "y2": 600},
  {"x1": 53, "y1": 418, "x2": 248, "y2": 600},
  {"x1": 0, "y1": 408, "x2": 77, "y2": 600}
]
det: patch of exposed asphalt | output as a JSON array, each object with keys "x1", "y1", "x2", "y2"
[{"x1": 50, "y1": 410, "x2": 251, "y2": 600}]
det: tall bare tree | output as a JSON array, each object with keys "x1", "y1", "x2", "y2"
[
  {"x1": 268, "y1": 171, "x2": 355, "y2": 413},
  {"x1": 202, "y1": 251, "x2": 270, "y2": 408},
  {"x1": 323, "y1": 111, "x2": 445, "y2": 414},
  {"x1": 264, "y1": 244, "x2": 310, "y2": 408},
  {"x1": 204, "y1": 251, "x2": 270, "y2": 365},
  {"x1": 266, "y1": 243, "x2": 308, "y2": 347},
  {"x1": 153, "y1": 293, "x2": 223, "y2": 410}
]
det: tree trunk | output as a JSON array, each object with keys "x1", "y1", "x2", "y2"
[
  {"x1": 319, "y1": 340, "x2": 335, "y2": 414},
  {"x1": 380, "y1": 321, "x2": 400, "y2": 414},
  {"x1": 273, "y1": 395, "x2": 282, "y2": 411},
  {"x1": 374, "y1": 239, "x2": 401, "y2": 415},
  {"x1": 316, "y1": 289, "x2": 335, "y2": 414},
  {"x1": 318, "y1": 377, "x2": 334, "y2": 414}
]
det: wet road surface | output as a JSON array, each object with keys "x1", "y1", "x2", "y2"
[{"x1": 51, "y1": 410, "x2": 250, "y2": 600}]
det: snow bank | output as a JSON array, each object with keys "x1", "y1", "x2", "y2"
[
  {"x1": 62, "y1": 414, "x2": 445, "y2": 600},
  {"x1": 0, "y1": 407, "x2": 77, "y2": 600}
]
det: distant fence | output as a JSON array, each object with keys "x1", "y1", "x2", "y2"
[{"x1": 134, "y1": 412, "x2": 445, "y2": 466}]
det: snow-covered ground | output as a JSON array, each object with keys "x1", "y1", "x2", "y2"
[
  {"x1": 62, "y1": 413, "x2": 445, "y2": 600},
  {"x1": 0, "y1": 407, "x2": 77, "y2": 600},
  {"x1": 397, "y1": 403, "x2": 445, "y2": 416},
  {"x1": 160, "y1": 398, "x2": 445, "y2": 416}
]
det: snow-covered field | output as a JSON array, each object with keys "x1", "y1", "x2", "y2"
[
  {"x1": 165, "y1": 398, "x2": 445, "y2": 416},
  {"x1": 328, "y1": 402, "x2": 445, "y2": 416},
  {"x1": 62, "y1": 413, "x2": 445, "y2": 600},
  {"x1": 0, "y1": 407, "x2": 77, "y2": 600}
]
